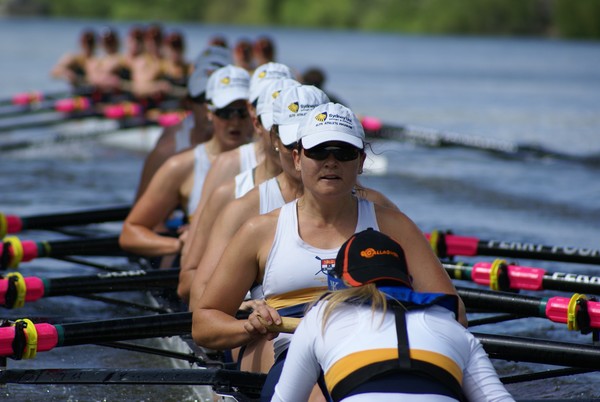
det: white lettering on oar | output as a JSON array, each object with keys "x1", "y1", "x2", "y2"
[
  {"x1": 97, "y1": 270, "x2": 147, "y2": 279},
  {"x1": 488, "y1": 241, "x2": 600, "y2": 258},
  {"x1": 489, "y1": 241, "x2": 544, "y2": 252},
  {"x1": 551, "y1": 272, "x2": 600, "y2": 284},
  {"x1": 552, "y1": 246, "x2": 600, "y2": 257}
]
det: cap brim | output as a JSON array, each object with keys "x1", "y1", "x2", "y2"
[
  {"x1": 188, "y1": 69, "x2": 208, "y2": 97},
  {"x1": 261, "y1": 112, "x2": 273, "y2": 131},
  {"x1": 345, "y1": 265, "x2": 412, "y2": 288},
  {"x1": 301, "y1": 131, "x2": 363, "y2": 149},
  {"x1": 211, "y1": 89, "x2": 249, "y2": 109},
  {"x1": 279, "y1": 123, "x2": 299, "y2": 146}
]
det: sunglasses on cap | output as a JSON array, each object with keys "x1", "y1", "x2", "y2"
[
  {"x1": 303, "y1": 144, "x2": 361, "y2": 162},
  {"x1": 214, "y1": 107, "x2": 249, "y2": 120}
]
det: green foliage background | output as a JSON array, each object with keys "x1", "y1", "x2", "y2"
[{"x1": 12, "y1": 0, "x2": 600, "y2": 39}]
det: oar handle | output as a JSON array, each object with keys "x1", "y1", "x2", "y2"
[{"x1": 259, "y1": 316, "x2": 300, "y2": 334}]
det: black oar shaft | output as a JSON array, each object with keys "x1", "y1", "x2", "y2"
[
  {"x1": 457, "y1": 287, "x2": 545, "y2": 317},
  {"x1": 18, "y1": 205, "x2": 131, "y2": 231},
  {"x1": 45, "y1": 268, "x2": 179, "y2": 296},
  {"x1": 476, "y1": 332, "x2": 600, "y2": 369},
  {"x1": 45, "y1": 236, "x2": 124, "y2": 257},
  {"x1": 59, "y1": 312, "x2": 192, "y2": 346},
  {"x1": 476, "y1": 240, "x2": 600, "y2": 265}
]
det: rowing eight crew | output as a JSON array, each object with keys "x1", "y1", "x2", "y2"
[{"x1": 117, "y1": 56, "x2": 512, "y2": 400}]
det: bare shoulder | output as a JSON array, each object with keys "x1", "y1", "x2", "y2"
[
  {"x1": 212, "y1": 147, "x2": 241, "y2": 169},
  {"x1": 220, "y1": 186, "x2": 261, "y2": 223},
  {"x1": 359, "y1": 186, "x2": 399, "y2": 211},
  {"x1": 161, "y1": 146, "x2": 195, "y2": 172}
]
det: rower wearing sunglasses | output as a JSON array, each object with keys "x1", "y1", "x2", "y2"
[
  {"x1": 192, "y1": 102, "x2": 466, "y2": 400},
  {"x1": 188, "y1": 62, "x2": 295, "y2": 223},
  {"x1": 119, "y1": 65, "x2": 254, "y2": 260},
  {"x1": 179, "y1": 77, "x2": 301, "y2": 300}
]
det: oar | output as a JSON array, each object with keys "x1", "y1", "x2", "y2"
[
  {"x1": 0, "y1": 204, "x2": 131, "y2": 237},
  {"x1": 0, "y1": 99, "x2": 154, "y2": 133},
  {"x1": 0, "y1": 312, "x2": 294, "y2": 359},
  {"x1": 0, "y1": 268, "x2": 179, "y2": 308},
  {"x1": 426, "y1": 230, "x2": 600, "y2": 265},
  {"x1": 445, "y1": 259, "x2": 600, "y2": 295},
  {"x1": 0, "y1": 90, "x2": 75, "y2": 107},
  {"x1": 0, "y1": 116, "x2": 155, "y2": 153},
  {"x1": 361, "y1": 116, "x2": 586, "y2": 163},
  {"x1": 456, "y1": 286, "x2": 600, "y2": 332},
  {"x1": 3, "y1": 310, "x2": 600, "y2": 374},
  {"x1": 0, "y1": 235, "x2": 124, "y2": 269},
  {"x1": 0, "y1": 368, "x2": 266, "y2": 397},
  {"x1": 0, "y1": 109, "x2": 101, "y2": 132},
  {"x1": 0, "y1": 96, "x2": 97, "y2": 119}
]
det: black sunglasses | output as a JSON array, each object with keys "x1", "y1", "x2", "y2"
[
  {"x1": 214, "y1": 107, "x2": 249, "y2": 120},
  {"x1": 303, "y1": 144, "x2": 361, "y2": 162}
]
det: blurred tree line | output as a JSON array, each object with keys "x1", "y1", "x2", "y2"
[{"x1": 21, "y1": 0, "x2": 600, "y2": 39}]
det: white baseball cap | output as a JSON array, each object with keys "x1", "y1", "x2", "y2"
[
  {"x1": 272, "y1": 85, "x2": 330, "y2": 146},
  {"x1": 297, "y1": 102, "x2": 364, "y2": 149},
  {"x1": 256, "y1": 78, "x2": 301, "y2": 131},
  {"x1": 249, "y1": 62, "x2": 294, "y2": 104},
  {"x1": 207, "y1": 65, "x2": 250, "y2": 109},
  {"x1": 188, "y1": 46, "x2": 232, "y2": 98}
]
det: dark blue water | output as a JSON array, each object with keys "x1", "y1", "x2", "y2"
[{"x1": 1, "y1": 16, "x2": 600, "y2": 400}]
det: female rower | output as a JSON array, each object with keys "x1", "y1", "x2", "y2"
[
  {"x1": 178, "y1": 77, "x2": 301, "y2": 296},
  {"x1": 119, "y1": 65, "x2": 253, "y2": 258},
  {"x1": 86, "y1": 27, "x2": 129, "y2": 99},
  {"x1": 51, "y1": 28, "x2": 97, "y2": 90},
  {"x1": 191, "y1": 103, "x2": 463, "y2": 387},
  {"x1": 233, "y1": 37, "x2": 255, "y2": 73},
  {"x1": 186, "y1": 62, "x2": 295, "y2": 223},
  {"x1": 273, "y1": 229, "x2": 514, "y2": 402},
  {"x1": 160, "y1": 30, "x2": 191, "y2": 92},
  {"x1": 133, "y1": 45, "x2": 232, "y2": 201}
]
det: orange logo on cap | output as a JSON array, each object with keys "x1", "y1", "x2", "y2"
[
  {"x1": 360, "y1": 248, "x2": 399, "y2": 258},
  {"x1": 220, "y1": 77, "x2": 231, "y2": 85},
  {"x1": 315, "y1": 112, "x2": 327, "y2": 122},
  {"x1": 258, "y1": 71, "x2": 266, "y2": 79},
  {"x1": 288, "y1": 102, "x2": 299, "y2": 113}
]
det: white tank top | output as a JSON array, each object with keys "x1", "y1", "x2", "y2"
[
  {"x1": 174, "y1": 114, "x2": 194, "y2": 153},
  {"x1": 187, "y1": 142, "x2": 259, "y2": 216},
  {"x1": 239, "y1": 142, "x2": 258, "y2": 172},
  {"x1": 187, "y1": 144, "x2": 211, "y2": 215},
  {"x1": 234, "y1": 168, "x2": 255, "y2": 199},
  {"x1": 258, "y1": 177, "x2": 285, "y2": 215},
  {"x1": 263, "y1": 197, "x2": 379, "y2": 358}
]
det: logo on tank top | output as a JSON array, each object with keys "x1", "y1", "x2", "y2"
[{"x1": 320, "y1": 258, "x2": 335, "y2": 273}]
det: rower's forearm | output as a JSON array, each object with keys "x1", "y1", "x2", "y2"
[
  {"x1": 177, "y1": 267, "x2": 194, "y2": 303},
  {"x1": 119, "y1": 225, "x2": 182, "y2": 256},
  {"x1": 192, "y1": 309, "x2": 252, "y2": 350}
]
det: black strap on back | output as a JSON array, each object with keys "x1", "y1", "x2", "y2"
[{"x1": 330, "y1": 305, "x2": 467, "y2": 402}]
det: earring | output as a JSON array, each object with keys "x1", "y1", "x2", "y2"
[{"x1": 274, "y1": 146, "x2": 279, "y2": 152}]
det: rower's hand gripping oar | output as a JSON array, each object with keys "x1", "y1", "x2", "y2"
[
  {"x1": 427, "y1": 229, "x2": 600, "y2": 265},
  {"x1": 0, "y1": 313, "x2": 299, "y2": 360}
]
